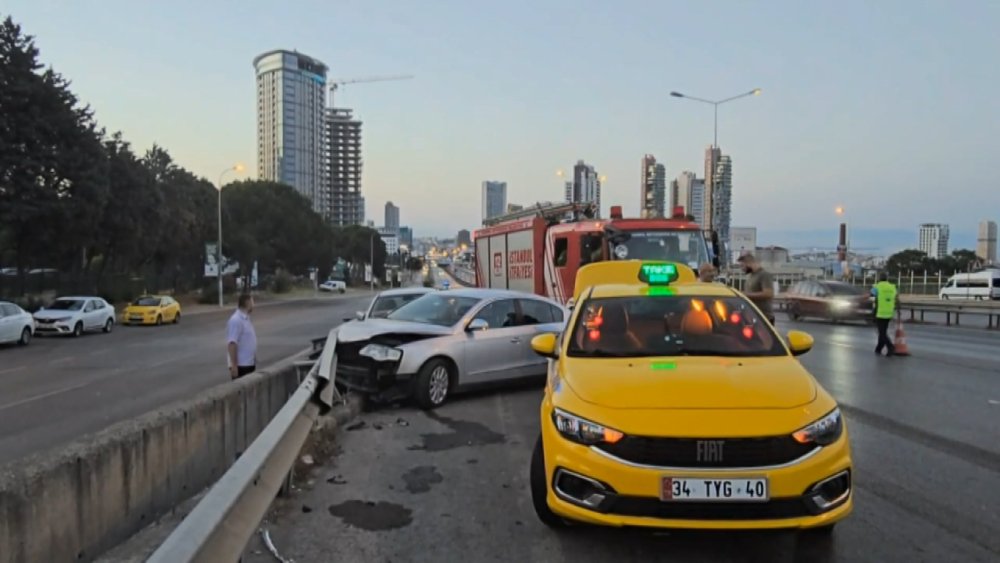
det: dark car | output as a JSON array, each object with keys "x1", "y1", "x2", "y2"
[{"x1": 785, "y1": 280, "x2": 873, "y2": 323}]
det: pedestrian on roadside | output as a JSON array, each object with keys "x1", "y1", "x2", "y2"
[
  {"x1": 738, "y1": 254, "x2": 776, "y2": 325},
  {"x1": 698, "y1": 263, "x2": 718, "y2": 283},
  {"x1": 871, "y1": 272, "x2": 900, "y2": 357},
  {"x1": 227, "y1": 293, "x2": 257, "y2": 379}
]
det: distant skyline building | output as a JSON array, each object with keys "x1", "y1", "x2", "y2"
[
  {"x1": 712, "y1": 155, "x2": 733, "y2": 254},
  {"x1": 977, "y1": 220, "x2": 997, "y2": 264},
  {"x1": 673, "y1": 171, "x2": 697, "y2": 217},
  {"x1": 457, "y1": 229, "x2": 472, "y2": 247},
  {"x1": 399, "y1": 226, "x2": 413, "y2": 249},
  {"x1": 254, "y1": 50, "x2": 328, "y2": 214},
  {"x1": 689, "y1": 178, "x2": 706, "y2": 229},
  {"x1": 919, "y1": 223, "x2": 950, "y2": 259},
  {"x1": 377, "y1": 226, "x2": 400, "y2": 255},
  {"x1": 324, "y1": 107, "x2": 364, "y2": 226},
  {"x1": 566, "y1": 160, "x2": 601, "y2": 218},
  {"x1": 640, "y1": 155, "x2": 665, "y2": 218},
  {"x1": 703, "y1": 146, "x2": 721, "y2": 230},
  {"x1": 385, "y1": 201, "x2": 400, "y2": 233},
  {"x1": 482, "y1": 181, "x2": 507, "y2": 222}
]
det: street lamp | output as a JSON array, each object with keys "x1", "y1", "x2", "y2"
[
  {"x1": 217, "y1": 163, "x2": 245, "y2": 307},
  {"x1": 669, "y1": 88, "x2": 761, "y2": 148}
]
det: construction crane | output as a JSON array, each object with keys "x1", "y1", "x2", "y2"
[{"x1": 328, "y1": 75, "x2": 414, "y2": 106}]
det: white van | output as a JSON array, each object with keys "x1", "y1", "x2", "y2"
[{"x1": 938, "y1": 270, "x2": 1000, "y2": 300}]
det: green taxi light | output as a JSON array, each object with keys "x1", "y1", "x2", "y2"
[{"x1": 638, "y1": 263, "x2": 678, "y2": 285}]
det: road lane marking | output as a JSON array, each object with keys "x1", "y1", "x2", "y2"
[
  {"x1": 49, "y1": 356, "x2": 76, "y2": 365},
  {"x1": 989, "y1": 399, "x2": 999, "y2": 405},
  {"x1": 0, "y1": 380, "x2": 93, "y2": 412},
  {"x1": 0, "y1": 366, "x2": 27, "y2": 375}
]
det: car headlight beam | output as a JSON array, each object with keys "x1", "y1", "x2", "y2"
[
  {"x1": 792, "y1": 408, "x2": 843, "y2": 446},
  {"x1": 552, "y1": 408, "x2": 624, "y2": 446},
  {"x1": 359, "y1": 343, "x2": 403, "y2": 362}
]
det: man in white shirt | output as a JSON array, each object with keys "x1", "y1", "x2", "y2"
[{"x1": 227, "y1": 294, "x2": 258, "y2": 379}]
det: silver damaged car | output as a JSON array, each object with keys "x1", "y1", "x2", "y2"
[{"x1": 333, "y1": 288, "x2": 566, "y2": 409}]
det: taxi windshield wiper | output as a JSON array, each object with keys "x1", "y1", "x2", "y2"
[
  {"x1": 674, "y1": 348, "x2": 756, "y2": 357},
  {"x1": 578, "y1": 348, "x2": 642, "y2": 358}
]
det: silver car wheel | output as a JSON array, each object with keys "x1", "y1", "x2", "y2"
[{"x1": 429, "y1": 366, "x2": 449, "y2": 405}]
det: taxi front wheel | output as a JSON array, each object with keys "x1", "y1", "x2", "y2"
[{"x1": 530, "y1": 435, "x2": 568, "y2": 529}]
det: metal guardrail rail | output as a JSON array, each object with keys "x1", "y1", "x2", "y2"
[
  {"x1": 147, "y1": 334, "x2": 338, "y2": 563},
  {"x1": 773, "y1": 295, "x2": 1000, "y2": 328}
]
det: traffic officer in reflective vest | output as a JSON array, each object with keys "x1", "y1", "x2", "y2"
[{"x1": 872, "y1": 272, "x2": 900, "y2": 356}]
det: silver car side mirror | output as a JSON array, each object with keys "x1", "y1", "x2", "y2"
[
  {"x1": 355, "y1": 311, "x2": 365, "y2": 321},
  {"x1": 467, "y1": 318, "x2": 489, "y2": 332}
]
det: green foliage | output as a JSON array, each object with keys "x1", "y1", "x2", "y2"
[
  {"x1": 406, "y1": 256, "x2": 424, "y2": 272},
  {"x1": 270, "y1": 271, "x2": 294, "y2": 294},
  {"x1": 330, "y1": 225, "x2": 388, "y2": 281},
  {"x1": 885, "y1": 248, "x2": 982, "y2": 275}
]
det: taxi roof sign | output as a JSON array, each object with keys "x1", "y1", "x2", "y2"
[
  {"x1": 573, "y1": 260, "x2": 696, "y2": 301},
  {"x1": 638, "y1": 263, "x2": 678, "y2": 285}
]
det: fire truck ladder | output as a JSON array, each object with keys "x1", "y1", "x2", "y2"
[{"x1": 482, "y1": 201, "x2": 596, "y2": 226}]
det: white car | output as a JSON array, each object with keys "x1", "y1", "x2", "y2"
[
  {"x1": 350, "y1": 287, "x2": 437, "y2": 322},
  {"x1": 0, "y1": 301, "x2": 34, "y2": 345},
  {"x1": 319, "y1": 280, "x2": 347, "y2": 293},
  {"x1": 33, "y1": 296, "x2": 116, "y2": 337}
]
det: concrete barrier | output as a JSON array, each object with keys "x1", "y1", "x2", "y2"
[{"x1": 0, "y1": 353, "x2": 306, "y2": 563}]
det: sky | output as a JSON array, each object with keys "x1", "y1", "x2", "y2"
[{"x1": 5, "y1": 0, "x2": 1000, "y2": 248}]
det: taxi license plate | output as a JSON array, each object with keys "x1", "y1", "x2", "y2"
[{"x1": 660, "y1": 477, "x2": 769, "y2": 502}]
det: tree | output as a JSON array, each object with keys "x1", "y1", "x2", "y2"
[
  {"x1": 406, "y1": 256, "x2": 424, "y2": 272},
  {"x1": 0, "y1": 16, "x2": 108, "y2": 291},
  {"x1": 221, "y1": 180, "x2": 340, "y2": 281},
  {"x1": 331, "y1": 225, "x2": 387, "y2": 282},
  {"x1": 885, "y1": 249, "x2": 930, "y2": 275}
]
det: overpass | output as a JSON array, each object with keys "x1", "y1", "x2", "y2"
[{"x1": 2, "y1": 265, "x2": 999, "y2": 562}]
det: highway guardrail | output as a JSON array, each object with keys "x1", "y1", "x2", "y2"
[
  {"x1": 774, "y1": 295, "x2": 1000, "y2": 328},
  {"x1": 146, "y1": 334, "x2": 337, "y2": 563}
]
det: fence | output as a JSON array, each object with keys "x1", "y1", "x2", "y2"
[{"x1": 724, "y1": 270, "x2": 974, "y2": 296}]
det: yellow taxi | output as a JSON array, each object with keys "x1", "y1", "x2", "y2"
[
  {"x1": 122, "y1": 295, "x2": 181, "y2": 326},
  {"x1": 529, "y1": 261, "x2": 852, "y2": 534}
]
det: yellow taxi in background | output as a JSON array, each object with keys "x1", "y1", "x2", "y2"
[
  {"x1": 529, "y1": 261, "x2": 852, "y2": 535},
  {"x1": 122, "y1": 295, "x2": 181, "y2": 326}
]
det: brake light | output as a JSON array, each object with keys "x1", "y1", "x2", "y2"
[{"x1": 742, "y1": 326, "x2": 754, "y2": 339}]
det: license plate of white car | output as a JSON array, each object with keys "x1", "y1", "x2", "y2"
[{"x1": 660, "y1": 477, "x2": 769, "y2": 502}]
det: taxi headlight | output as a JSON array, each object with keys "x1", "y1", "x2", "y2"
[
  {"x1": 792, "y1": 408, "x2": 843, "y2": 446},
  {"x1": 359, "y1": 343, "x2": 402, "y2": 362},
  {"x1": 552, "y1": 409, "x2": 624, "y2": 446}
]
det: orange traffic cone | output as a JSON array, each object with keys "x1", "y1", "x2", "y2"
[{"x1": 893, "y1": 313, "x2": 911, "y2": 356}]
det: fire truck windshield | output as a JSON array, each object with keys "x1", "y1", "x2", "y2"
[{"x1": 610, "y1": 230, "x2": 710, "y2": 268}]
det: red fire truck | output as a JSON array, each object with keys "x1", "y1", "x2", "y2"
[{"x1": 473, "y1": 202, "x2": 719, "y2": 304}]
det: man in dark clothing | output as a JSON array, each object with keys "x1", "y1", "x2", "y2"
[{"x1": 738, "y1": 254, "x2": 775, "y2": 325}]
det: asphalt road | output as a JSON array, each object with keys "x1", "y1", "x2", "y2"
[
  {"x1": 0, "y1": 293, "x2": 372, "y2": 465},
  {"x1": 247, "y1": 318, "x2": 1000, "y2": 563}
]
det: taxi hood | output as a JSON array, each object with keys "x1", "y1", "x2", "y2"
[{"x1": 561, "y1": 356, "x2": 816, "y2": 410}]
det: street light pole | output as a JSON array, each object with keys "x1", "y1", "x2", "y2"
[
  {"x1": 669, "y1": 88, "x2": 761, "y2": 148},
  {"x1": 217, "y1": 164, "x2": 245, "y2": 307},
  {"x1": 370, "y1": 233, "x2": 375, "y2": 292}
]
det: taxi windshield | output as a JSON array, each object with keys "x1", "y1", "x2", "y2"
[
  {"x1": 611, "y1": 230, "x2": 709, "y2": 269},
  {"x1": 567, "y1": 295, "x2": 786, "y2": 358}
]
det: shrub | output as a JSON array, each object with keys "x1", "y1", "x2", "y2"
[{"x1": 271, "y1": 271, "x2": 294, "y2": 294}]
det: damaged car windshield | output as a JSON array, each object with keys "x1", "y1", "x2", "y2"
[{"x1": 386, "y1": 294, "x2": 480, "y2": 327}]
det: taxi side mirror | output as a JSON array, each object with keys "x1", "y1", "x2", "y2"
[
  {"x1": 786, "y1": 330, "x2": 814, "y2": 356},
  {"x1": 531, "y1": 333, "x2": 559, "y2": 359}
]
